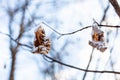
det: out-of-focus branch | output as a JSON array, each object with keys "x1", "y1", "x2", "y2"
[
  {"x1": 109, "y1": 0, "x2": 120, "y2": 18},
  {"x1": 106, "y1": 28, "x2": 118, "y2": 80},
  {"x1": 5, "y1": 1, "x2": 30, "y2": 80},
  {"x1": 93, "y1": 3, "x2": 110, "y2": 80},
  {"x1": 100, "y1": 3, "x2": 110, "y2": 24},
  {"x1": 8, "y1": 17, "x2": 14, "y2": 80}
]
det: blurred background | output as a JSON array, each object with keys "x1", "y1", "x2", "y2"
[{"x1": 0, "y1": 0, "x2": 120, "y2": 80}]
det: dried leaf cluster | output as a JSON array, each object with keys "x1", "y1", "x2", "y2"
[
  {"x1": 89, "y1": 25, "x2": 107, "y2": 52},
  {"x1": 33, "y1": 26, "x2": 51, "y2": 54}
]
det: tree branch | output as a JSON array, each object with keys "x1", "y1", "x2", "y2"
[
  {"x1": 109, "y1": 0, "x2": 120, "y2": 18},
  {"x1": 100, "y1": 3, "x2": 110, "y2": 24},
  {"x1": 82, "y1": 48, "x2": 94, "y2": 80},
  {"x1": 1, "y1": 31, "x2": 120, "y2": 74},
  {"x1": 0, "y1": 32, "x2": 32, "y2": 49},
  {"x1": 43, "y1": 54, "x2": 120, "y2": 74},
  {"x1": 42, "y1": 21, "x2": 120, "y2": 38}
]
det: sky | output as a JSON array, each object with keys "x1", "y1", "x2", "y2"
[{"x1": 0, "y1": 0, "x2": 120, "y2": 80}]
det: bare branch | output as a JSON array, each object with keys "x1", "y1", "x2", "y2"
[
  {"x1": 1, "y1": 31, "x2": 120, "y2": 74},
  {"x1": 42, "y1": 22, "x2": 62, "y2": 35},
  {"x1": 109, "y1": 0, "x2": 120, "y2": 18},
  {"x1": 82, "y1": 48, "x2": 94, "y2": 80},
  {"x1": 42, "y1": 21, "x2": 120, "y2": 38},
  {"x1": 100, "y1": 3, "x2": 110, "y2": 24},
  {"x1": 42, "y1": 21, "x2": 91, "y2": 37},
  {"x1": 98, "y1": 24, "x2": 120, "y2": 28},
  {"x1": 43, "y1": 54, "x2": 120, "y2": 74},
  {"x1": 0, "y1": 32, "x2": 32, "y2": 49}
]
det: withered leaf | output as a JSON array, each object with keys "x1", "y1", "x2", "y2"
[{"x1": 33, "y1": 26, "x2": 51, "y2": 54}]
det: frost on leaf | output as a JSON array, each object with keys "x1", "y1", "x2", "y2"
[
  {"x1": 32, "y1": 26, "x2": 51, "y2": 54},
  {"x1": 89, "y1": 24, "x2": 107, "y2": 52}
]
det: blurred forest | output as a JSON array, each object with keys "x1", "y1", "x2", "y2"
[{"x1": 0, "y1": 0, "x2": 120, "y2": 80}]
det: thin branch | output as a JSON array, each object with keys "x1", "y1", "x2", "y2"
[
  {"x1": 0, "y1": 32, "x2": 32, "y2": 49},
  {"x1": 109, "y1": 0, "x2": 120, "y2": 18},
  {"x1": 98, "y1": 24, "x2": 120, "y2": 28},
  {"x1": 82, "y1": 48, "x2": 94, "y2": 80},
  {"x1": 108, "y1": 28, "x2": 118, "y2": 80},
  {"x1": 26, "y1": 7, "x2": 38, "y2": 27},
  {"x1": 60, "y1": 26, "x2": 91, "y2": 35},
  {"x1": 26, "y1": 6, "x2": 120, "y2": 37},
  {"x1": 110, "y1": 58, "x2": 118, "y2": 80},
  {"x1": 1, "y1": 30, "x2": 120, "y2": 74},
  {"x1": 43, "y1": 54, "x2": 120, "y2": 74},
  {"x1": 42, "y1": 54, "x2": 53, "y2": 63},
  {"x1": 97, "y1": 28, "x2": 118, "y2": 80},
  {"x1": 42, "y1": 21, "x2": 91, "y2": 36},
  {"x1": 93, "y1": 57, "x2": 101, "y2": 80},
  {"x1": 100, "y1": 3, "x2": 110, "y2": 24},
  {"x1": 42, "y1": 22, "x2": 62, "y2": 35},
  {"x1": 42, "y1": 21, "x2": 120, "y2": 38}
]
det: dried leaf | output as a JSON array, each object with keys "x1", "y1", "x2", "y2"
[
  {"x1": 34, "y1": 27, "x2": 45, "y2": 47},
  {"x1": 89, "y1": 25, "x2": 107, "y2": 52},
  {"x1": 33, "y1": 26, "x2": 51, "y2": 54}
]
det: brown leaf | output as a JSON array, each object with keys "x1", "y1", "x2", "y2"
[
  {"x1": 89, "y1": 25, "x2": 107, "y2": 52},
  {"x1": 33, "y1": 26, "x2": 51, "y2": 54}
]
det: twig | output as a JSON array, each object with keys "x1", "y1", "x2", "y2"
[
  {"x1": 26, "y1": 7, "x2": 120, "y2": 38},
  {"x1": 42, "y1": 54, "x2": 53, "y2": 63},
  {"x1": 42, "y1": 21, "x2": 92, "y2": 39},
  {"x1": 1, "y1": 31, "x2": 120, "y2": 74},
  {"x1": 92, "y1": 4, "x2": 110, "y2": 79},
  {"x1": 0, "y1": 32, "x2": 32, "y2": 49},
  {"x1": 42, "y1": 21, "x2": 120, "y2": 38},
  {"x1": 98, "y1": 24, "x2": 120, "y2": 28},
  {"x1": 42, "y1": 22, "x2": 63, "y2": 35},
  {"x1": 93, "y1": 57, "x2": 101, "y2": 80},
  {"x1": 42, "y1": 21, "x2": 91, "y2": 36},
  {"x1": 43, "y1": 54, "x2": 120, "y2": 74},
  {"x1": 109, "y1": 28, "x2": 118, "y2": 80},
  {"x1": 97, "y1": 28, "x2": 119, "y2": 80},
  {"x1": 100, "y1": 3, "x2": 110, "y2": 24},
  {"x1": 82, "y1": 48, "x2": 94, "y2": 80}
]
